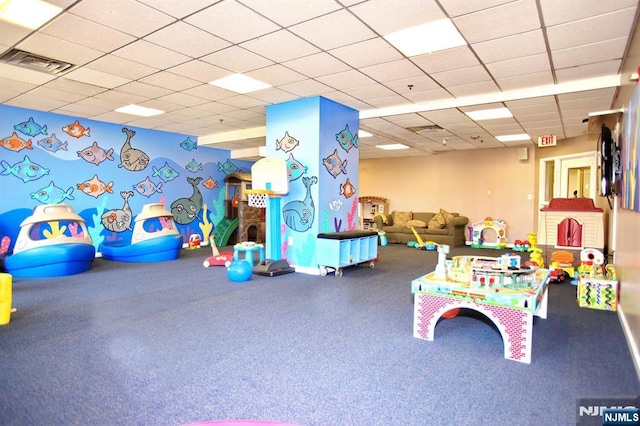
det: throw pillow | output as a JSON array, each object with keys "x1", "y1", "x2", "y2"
[
  {"x1": 428, "y1": 212, "x2": 446, "y2": 229},
  {"x1": 392, "y1": 211, "x2": 412, "y2": 227},
  {"x1": 405, "y1": 219, "x2": 427, "y2": 228},
  {"x1": 440, "y1": 209, "x2": 455, "y2": 225}
]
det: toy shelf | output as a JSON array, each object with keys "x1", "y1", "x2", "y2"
[
  {"x1": 359, "y1": 196, "x2": 388, "y2": 230},
  {"x1": 316, "y1": 230, "x2": 378, "y2": 277}
]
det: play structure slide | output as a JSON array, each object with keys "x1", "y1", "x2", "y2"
[{"x1": 213, "y1": 217, "x2": 238, "y2": 247}]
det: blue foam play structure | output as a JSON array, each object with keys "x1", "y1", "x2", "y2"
[
  {"x1": 99, "y1": 203, "x2": 183, "y2": 262},
  {"x1": 4, "y1": 204, "x2": 96, "y2": 278}
]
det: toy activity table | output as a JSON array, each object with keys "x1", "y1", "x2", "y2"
[{"x1": 411, "y1": 268, "x2": 550, "y2": 363}]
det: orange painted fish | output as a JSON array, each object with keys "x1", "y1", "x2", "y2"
[
  {"x1": 62, "y1": 120, "x2": 91, "y2": 138},
  {"x1": 202, "y1": 176, "x2": 218, "y2": 190},
  {"x1": 77, "y1": 174, "x2": 114, "y2": 198},
  {"x1": 1, "y1": 132, "x2": 33, "y2": 152},
  {"x1": 339, "y1": 177, "x2": 356, "y2": 198}
]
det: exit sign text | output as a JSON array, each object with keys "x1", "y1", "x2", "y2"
[{"x1": 538, "y1": 135, "x2": 557, "y2": 147}]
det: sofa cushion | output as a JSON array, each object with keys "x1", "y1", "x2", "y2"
[
  {"x1": 428, "y1": 211, "x2": 446, "y2": 229},
  {"x1": 405, "y1": 219, "x2": 427, "y2": 228},
  {"x1": 440, "y1": 208, "x2": 455, "y2": 225},
  {"x1": 392, "y1": 211, "x2": 412, "y2": 227}
]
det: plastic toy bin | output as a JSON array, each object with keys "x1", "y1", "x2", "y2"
[{"x1": 316, "y1": 230, "x2": 378, "y2": 277}]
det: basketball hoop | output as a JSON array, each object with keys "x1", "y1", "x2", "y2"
[{"x1": 245, "y1": 189, "x2": 274, "y2": 208}]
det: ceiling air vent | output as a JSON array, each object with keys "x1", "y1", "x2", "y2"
[
  {"x1": 0, "y1": 49, "x2": 77, "y2": 75},
  {"x1": 406, "y1": 125, "x2": 443, "y2": 134}
]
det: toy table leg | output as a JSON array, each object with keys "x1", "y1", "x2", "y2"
[{"x1": 413, "y1": 293, "x2": 538, "y2": 364}]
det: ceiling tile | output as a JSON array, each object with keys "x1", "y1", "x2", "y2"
[
  {"x1": 359, "y1": 59, "x2": 424, "y2": 82},
  {"x1": 282, "y1": 52, "x2": 352, "y2": 78},
  {"x1": 453, "y1": 0, "x2": 541, "y2": 44},
  {"x1": 329, "y1": 37, "x2": 403, "y2": 69},
  {"x1": 472, "y1": 30, "x2": 547, "y2": 64},
  {"x1": 200, "y1": 46, "x2": 274, "y2": 74},
  {"x1": 43, "y1": 78, "x2": 108, "y2": 97},
  {"x1": 411, "y1": 46, "x2": 481, "y2": 74},
  {"x1": 156, "y1": 92, "x2": 211, "y2": 107},
  {"x1": 547, "y1": 8, "x2": 636, "y2": 51},
  {"x1": 551, "y1": 38, "x2": 628, "y2": 69},
  {"x1": 112, "y1": 40, "x2": 191, "y2": 69},
  {"x1": 555, "y1": 60, "x2": 622, "y2": 82},
  {"x1": 238, "y1": 0, "x2": 341, "y2": 27},
  {"x1": 447, "y1": 80, "x2": 500, "y2": 97},
  {"x1": 167, "y1": 60, "x2": 229, "y2": 83},
  {"x1": 87, "y1": 55, "x2": 159, "y2": 80},
  {"x1": 315, "y1": 69, "x2": 377, "y2": 90},
  {"x1": 431, "y1": 65, "x2": 492, "y2": 86},
  {"x1": 63, "y1": 67, "x2": 131, "y2": 89},
  {"x1": 486, "y1": 53, "x2": 551, "y2": 79},
  {"x1": 116, "y1": 81, "x2": 173, "y2": 98},
  {"x1": 349, "y1": 0, "x2": 445, "y2": 35},
  {"x1": 136, "y1": 0, "x2": 215, "y2": 19},
  {"x1": 289, "y1": 10, "x2": 377, "y2": 50},
  {"x1": 0, "y1": 63, "x2": 57, "y2": 85},
  {"x1": 41, "y1": 13, "x2": 135, "y2": 53},
  {"x1": 185, "y1": 1, "x2": 280, "y2": 44},
  {"x1": 539, "y1": 0, "x2": 638, "y2": 27},
  {"x1": 17, "y1": 33, "x2": 104, "y2": 66},
  {"x1": 439, "y1": 0, "x2": 515, "y2": 17},
  {"x1": 343, "y1": 84, "x2": 397, "y2": 101},
  {"x1": 0, "y1": 20, "x2": 31, "y2": 46},
  {"x1": 246, "y1": 64, "x2": 308, "y2": 86},
  {"x1": 495, "y1": 71, "x2": 554, "y2": 91},
  {"x1": 182, "y1": 84, "x2": 237, "y2": 102},
  {"x1": 241, "y1": 30, "x2": 321, "y2": 63},
  {"x1": 144, "y1": 22, "x2": 232, "y2": 58},
  {"x1": 139, "y1": 71, "x2": 201, "y2": 91},
  {"x1": 278, "y1": 79, "x2": 334, "y2": 97},
  {"x1": 69, "y1": 0, "x2": 176, "y2": 37}
]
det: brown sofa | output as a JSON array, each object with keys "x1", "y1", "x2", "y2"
[{"x1": 373, "y1": 210, "x2": 469, "y2": 247}]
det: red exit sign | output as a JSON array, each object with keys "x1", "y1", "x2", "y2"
[{"x1": 538, "y1": 135, "x2": 557, "y2": 147}]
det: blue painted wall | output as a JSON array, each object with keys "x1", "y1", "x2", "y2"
[
  {"x1": 266, "y1": 96, "x2": 359, "y2": 269},
  {"x1": 0, "y1": 105, "x2": 253, "y2": 253}
]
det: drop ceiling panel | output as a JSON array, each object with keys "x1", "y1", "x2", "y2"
[
  {"x1": 238, "y1": 0, "x2": 341, "y2": 27},
  {"x1": 288, "y1": 10, "x2": 377, "y2": 50},
  {"x1": 485, "y1": 53, "x2": 551, "y2": 79},
  {"x1": 539, "y1": 0, "x2": 638, "y2": 26},
  {"x1": 64, "y1": 67, "x2": 131, "y2": 89},
  {"x1": 0, "y1": 20, "x2": 32, "y2": 46},
  {"x1": 555, "y1": 60, "x2": 622, "y2": 82},
  {"x1": 69, "y1": 0, "x2": 176, "y2": 37},
  {"x1": 112, "y1": 40, "x2": 191, "y2": 69},
  {"x1": 472, "y1": 30, "x2": 547, "y2": 64},
  {"x1": 411, "y1": 46, "x2": 481, "y2": 74},
  {"x1": 447, "y1": 80, "x2": 500, "y2": 97},
  {"x1": 41, "y1": 13, "x2": 135, "y2": 53},
  {"x1": 349, "y1": 0, "x2": 445, "y2": 35},
  {"x1": 283, "y1": 52, "x2": 353, "y2": 78},
  {"x1": 359, "y1": 59, "x2": 424, "y2": 82},
  {"x1": 139, "y1": 71, "x2": 201, "y2": 92},
  {"x1": 430, "y1": 65, "x2": 492, "y2": 86},
  {"x1": 316, "y1": 70, "x2": 377, "y2": 91},
  {"x1": 200, "y1": 46, "x2": 274, "y2": 74},
  {"x1": 144, "y1": 22, "x2": 231, "y2": 58},
  {"x1": 551, "y1": 38, "x2": 628, "y2": 69},
  {"x1": 240, "y1": 30, "x2": 321, "y2": 63},
  {"x1": 453, "y1": 0, "x2": 541, "y2": 44},
  {"x1": 17, "y1": 33, "x2": 104, "y2": 66},
  {"x1": 136, "y1": 0, "x2": 216, "y2": 19},
  {"x1": 87, "y1": 55, "x2": 158, "y2": 80},
  {"x1": 495, "y1": 71, "x2": 554, "y2": 90},
  {"x1": 184, "y1": 1, "x2": 280, "y2": 44},
  {"x1": 329, "y1": 38, "x2": 403, "y2": 69}
]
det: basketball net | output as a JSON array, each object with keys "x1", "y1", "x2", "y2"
[{"x1": 245, "y1": 189, "x2": 276, "y2": 209}]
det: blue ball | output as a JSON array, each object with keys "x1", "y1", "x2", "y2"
[{"x1": 227, "y1": 260, "x2": 253, "y2": 282}]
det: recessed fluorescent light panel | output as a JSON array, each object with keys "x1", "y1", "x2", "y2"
[
  {"x1": 209, "y1": 73, "x2": 271, "y2": 94},
  {"x1": 359, "y1": 130, "x2": 373, "y2": 137},
  {"x1": 115, "y1": 104, "x2": 165, "y2": 117},
  {"x1": 465, "y1": 107, "x2": 513, "y2": 121},
  {"x1": 496, "y1": 134, "x2": 530, "y2": 142},
  {"x1": 376, "y1": 143, "x2": 409, "y2": 150},
  {"x1": 0, "y1": 0, "x2": 62, "y2": 29},
  {"x1": 384, "y1": 19, "x2": 466, "y2": 57}
]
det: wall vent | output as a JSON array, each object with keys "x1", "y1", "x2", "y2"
[
  {"x1": 0, "y1": 49, "x2": 77, "y2": 76},
  {"x1": 406, "y1": 125, "x2": 443, "y2": 134}
]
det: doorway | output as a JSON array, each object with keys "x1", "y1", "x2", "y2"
[{"x1": 538, "y1": 152, "x2": 598, "y2": 206}]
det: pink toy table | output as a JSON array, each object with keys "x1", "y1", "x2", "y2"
[{"x1": 411, "y1": 268, "x2": 550, "y2": 364}]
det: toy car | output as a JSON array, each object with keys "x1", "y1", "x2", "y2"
[{"x1": 549, "y1": 268, "x2": 571, "y2": 284}]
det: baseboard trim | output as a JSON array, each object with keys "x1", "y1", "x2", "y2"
[{"x1": 618, "y1": 304, "x2": 640, "y2": 382}]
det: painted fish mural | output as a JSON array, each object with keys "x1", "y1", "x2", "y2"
[
  {"x1": 322, "y1": 149, "x2": 347, "y2": 178},
  {"x1": 170, "y1": 176, "x2": 204, "y2": 225},
  {"x1": 0, "y1": 155, "x2": 49, "y2": 183},
  {"x1": 62, "y1": 120, "x2": 91, "y2": 138},
  {"x1": 286, "y1": 153, "x2": 307, "y2": 182},
  {"x1": 152, "y1": 162, "x2": 180, "y2": 183},
  {"x1": 217, "y1": 159, "x2": 238, "y2": 175},
  {"x1": 283, "y1": 176, "x2": 317, "y2": 232},
  {"x1": 180, "y1": 137, "x2": 197, "y2": 151},
  {"x1": 133, "y1": 176, "x2": 163, "y2": 198},
  {"x1": 14, "y1": 117, "x2": 47, "y2": 137},
  {"x1": 336, "y1": 124, "x2": 358, "y2": 153},
  {"x1": 275, "y1": 131, "x2": 299, "y2": 153},
  {"x1": 30, "y1": 181, "x2": 74, "y2": 204},
  {"x1": 202, "y1": 177, "x2": 218, "y2": 190},
  {"x1": 118, "y1": 128, "x2": 149, "y2": 171},
  {"x1": 77, "y1": 174, "x2": 114, "y2": 198},
  {"x1": 1, "y1": 132, "x2": 32, "y2": 152},
  {"x1": 340, "y1": 177, "x2": 356, "y2": 198},
  {"x1": 185, "y1": 159, "x2": 202, "y2": 173},
  {"x1": 37, "y1": 134, "x2": 68, "y2": 153},
  {"x1": 101, "y1": 191, "x2": 134, "y2": 232},
  {"x1": 77, "y1": 141, "x2": 114, "y2": 166}
]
